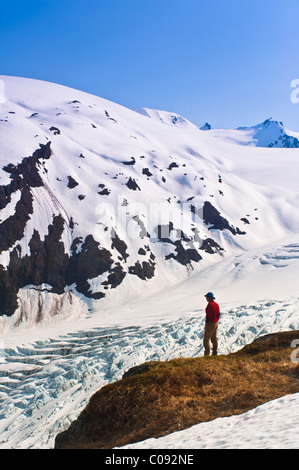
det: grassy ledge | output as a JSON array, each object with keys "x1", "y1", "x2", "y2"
[{"x1": 55, "y1": 330, "x2": 299, "y2": 449}]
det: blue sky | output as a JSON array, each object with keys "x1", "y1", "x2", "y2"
[{"x1": 1, "y1": 0, "x2": 298, "y2": 130}]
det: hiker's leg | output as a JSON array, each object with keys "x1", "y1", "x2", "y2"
[
  {"x1": 203, "y1": 323, "x2": 213, "y2": 355},
  {"x1": 211, "y1": 322, "x2": 218, "y2": 355}
]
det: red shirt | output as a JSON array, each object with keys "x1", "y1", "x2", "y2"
[{"x1": 205, "y1": 300, "x2": 220, "y2": 323}]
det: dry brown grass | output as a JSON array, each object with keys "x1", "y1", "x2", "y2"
[{"x1": 55, "y1": 330, "x2": 299, "y2": 449}]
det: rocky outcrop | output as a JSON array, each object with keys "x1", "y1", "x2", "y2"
[{"x1": 0, "y1": 141, "x2": 121, "y2": 316}]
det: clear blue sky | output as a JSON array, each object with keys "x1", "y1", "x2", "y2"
[{"x1": 1, "y1": 0, "x2": 299, "y2": 130}]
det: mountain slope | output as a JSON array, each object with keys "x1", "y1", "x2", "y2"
[
  {"x1": 134, "y1": 107, "x2": 199, "y2": 131},
  {"x1": 54, "y1": 330, "x2": 299, "y2": 449},
  {"x1": 0, "y1": 76, "x2": 299, "y2": 330}
]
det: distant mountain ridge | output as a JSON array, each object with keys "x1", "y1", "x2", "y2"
[{"x1": 135, "y1": 108, "x2": 299, "y2": 148}]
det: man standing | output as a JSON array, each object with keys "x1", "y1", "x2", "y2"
[{"x1": 203, "y1": 292, "x2": 220, "y2": 356}]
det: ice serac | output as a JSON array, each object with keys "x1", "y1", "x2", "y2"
[{"x1": 0, "y1": 75, "x2": 299, "y2": 329}]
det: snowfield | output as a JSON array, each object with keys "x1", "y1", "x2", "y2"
[{"x1": 0, "y1": 76, "x2": 298, "y2": 449}]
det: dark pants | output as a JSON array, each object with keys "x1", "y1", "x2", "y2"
[{"x1": 203, "y1": 321, "x2": 218, "y2": 355}]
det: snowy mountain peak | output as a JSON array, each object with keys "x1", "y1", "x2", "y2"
[
  {"x1": 237, "y1": 117, "x2": 299, "y2": 148},
  {"x1": 200, "y1": 122, "x2": 213, "y2": 130}
]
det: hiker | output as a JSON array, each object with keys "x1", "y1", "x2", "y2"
[{"x1": 203, "y1": 292, "x2": 220, "y2": 356}]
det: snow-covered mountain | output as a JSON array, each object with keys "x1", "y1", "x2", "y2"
[
  {"x1": 0, "y1": 76, "x2": 299, "y2": 449},
  {"x1": 0, "y1": 75, "x2": 299, "y2": 331},
  {"x1": 237, "y1": 118, "x2": 299, "y2": 148}
]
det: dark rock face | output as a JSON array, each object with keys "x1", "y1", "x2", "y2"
[
  {"x1": 111, "y1": 232, "x2": 129, "y2": 261},
  {"x1": 0, "y1": 214, "x2": 64, "y2": 316},
  {"x1": 67, "y1": 176, "x2": 79, "y2": 189},
  {"x1": 67, "y1": 234, "x2": 114, "y2": 299},
  {"x1": 0, "y1": 186, "x2": 33, "y2": 253},
  {"x1": 98, "y1": 188, "x2": 110, "y2": 196},
  {"x1": 200, "y1": 122, "x2": 212, "y2": 130},
  {"x1": 202, "y1": 201, "x2": 246, "y2": 235},
  {"x1": 122, "y1": 157, "x2": 135, "y2": 166},
  {"x1": 1, "y1": 142, "x2": 52, "y2": 210},
  {"x1": 142, "y1": 168, "x2": 153, "y2": 177},
  {"x1": 128, "y1": 260, "x2": 155, "y2": 280},
  {"x1": 279, "y1": 134, "x2": 299, "y2": 148},
  {"x1": 49, "y1": 126, "x2": 60, "y2": 135},
  {"x1": 200, "y1": 238, "x2": 224, "y2": 255},
  {"x1": 168, "y1": 162, "x2": 179, "y2": 170},
  {"x1": 0, "y1": 143, "x2": 118, "y2": 317},
  {"x1": 261, "y1": 119, "x2": 299, "y2": 148}
]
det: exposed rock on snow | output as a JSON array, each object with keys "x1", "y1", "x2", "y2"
[{"x1": 0, "y1": 79, "x2": 5, "y2": 104}]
